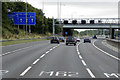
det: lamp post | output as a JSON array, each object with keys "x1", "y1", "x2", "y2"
[
  {"x1": 26, "y1": 0, "x2": 27, "y2": 36},
  {"x1": 53, "y1": 17, "x2": 55, "y2": 36}
]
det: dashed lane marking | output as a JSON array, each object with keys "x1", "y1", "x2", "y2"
[
  {"x1": 45, "y1": 51, "x2": 49, "y2": 54},
  {"x1": 77, "y1": 43, "x2": 95, "y2": 78},
  {"x1": 86, "y1": 68, "x2": 96, "y2": 78},
  {"x1": 40, "y1": 54, "x2": 46, "y2": 58},
  {"x1": 20, "y1": 66, "x2": 32, "y2": 76},
  {"x1": 49, "y1": 48, "x2": 53, "y2": 51},
  {"x1": 19, "y1": 44, "x2": 60, "y2": 76},
  {"x1": 79, "y1": 55, "x2": 83, "y2": 59},
  {"x1": 32, "y1": 59, "x2": 40, "y2": 65},
  {"x1": 81, "y1": 60, "x2": 87, "y2": 66},
  {"x1": 2, "y1": 46, "x2": 33, "y2": 56},
  {"x1": 78, "y1": 52, "x2": 80, "y2": 55}
]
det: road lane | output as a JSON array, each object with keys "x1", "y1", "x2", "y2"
[
  {"x1": 78, "y1": 39, "x2": 119, "y2": 78},
  {"x1": 2, "y1": 39, "x2": 119, "y2": 78},
  {"x1": 23, "y1": 43, "x2": 91, "y2": 78},
  {"x1": 2, "y1": 41, "x2": 58, "y2": 78},
  {"x1": 94, "y1": 40, "x2": 119, "y2": 58},
  {"x1": 2, "y1": 40, "x2": 49, "y2": 54}
]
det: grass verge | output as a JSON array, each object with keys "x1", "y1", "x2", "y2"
[{"x1": 0, "y1": 38, "x2": 48, "y2": 46}]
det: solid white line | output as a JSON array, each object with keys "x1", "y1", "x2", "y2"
[
  {"x1": 81, "y1": 60, "x2": 87, "y2": 66},
  {"x1": 86, "y1": 68, "x2": 95, "y2": 78},
  {"x1": 93, "y1": 41, "x2": 120, "y2": 61},
  {"x1": 32, "y1": 59, "x2": 40, "y2": 65},
  {"x1": 20, "y1": 66, "x2": 32, "y2": 76}
]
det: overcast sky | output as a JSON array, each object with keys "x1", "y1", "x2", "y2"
[
  {"x1": 21, "y1": 0, "x2": 119, "y2": 18},
  {"x1": 21, "y1": 0, "x2": 119, "y2": 32}
]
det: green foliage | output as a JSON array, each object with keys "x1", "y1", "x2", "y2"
[
  {"x1": 2, "y1": 2, "x2": 63, "y2": 40},
  {"x1": 80, "y1": 29, "x2": 120, "y2": 37}
]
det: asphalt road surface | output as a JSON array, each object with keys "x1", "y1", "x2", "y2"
[{"x1": 1, "y1": 39, "x2": 120, "y2": 79}]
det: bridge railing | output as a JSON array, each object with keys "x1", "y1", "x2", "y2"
[{"x1": 56, "y1": 18, "x2": 120, "y2": 25}]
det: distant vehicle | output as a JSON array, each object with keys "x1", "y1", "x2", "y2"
[
  {"x1": 59, "y1": 37, "x2": 65, "y2": 42},
  {"x1": 50, "y1": 36, "x2": 60, "y2": 44},
  {"x1": 66, "y1": 37, "x2": 77, "y2": 46},
  {"x1": 76, "y1": 37, "x2": 80, "y2": 42},
  {"x1": 92, "y1": 35, "x2": 97, "y2": 39},
  {"x1": 84, "y1": 38, "x2": 91, "y2": 43},
  {"x1": 47, "y1": 36, "x2": 52, "y2": 40},
  {"x1": 74, "y1": 37, "x2": 78, "y2": 43},
  {"x1": 105, "y1": 35, "x2": 109, "y2": 38}
]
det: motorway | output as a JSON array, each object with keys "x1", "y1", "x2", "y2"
[{"x1": 1, "y1": 39, "x2": 120, "y2": 79}]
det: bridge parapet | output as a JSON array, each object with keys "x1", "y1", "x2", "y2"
[{"x1": 57, "y1": 18, "x2": 120, "y2": 25}]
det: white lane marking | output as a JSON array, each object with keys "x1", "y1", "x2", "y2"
[
  {"x1": 2, "y1": 46, "x2": 33, "y2": 56},
  {"x1": 5, "y1": 52, "x2": 10, "y2": 54},
  {"x1": 104, "y1": 73, "x2": 119, "y2": 78},
  {"x1": 39, "y1": 71, "x2": 79, "y2": 77},
  {"x1": 2, "y1": 52, "x2": 11, "y2": 56},
  {"x1": 77, "y1": 49, "x2": 79, "y2": 52},
  {"x1": 86, "y1": 68, "x2": 95, "y2": 78},
  {"x1": 40, "y1": 54, "x2": 46, "y2": 58},
  {"x1": 79, "y1": 55, "x2": 83, "y2": 59},
  {"x1": 78, "y1": 52, "x2": 80, "y2": 55},
  {"x1": 33, "y1": 59, "x2": 40, "y2": 65},
  {"x1": 81, "y1": 60, "x2": 87, "y2": 66},
  {"x1": 53, "y1": 47, "x2": 56, "y2": 49},
  {"x1": 49, "y1": 49, "x2": 53, "y2": 51},
  {"x1": 77, "y1": 42, "x2": 95, "y2": 78},
  {"x1": 19, "y1": 45, "x2": 60, "y2": 76},
  {"x1": 0, "y1": 70, "x2": 9, "y2": 75},
  {"x1": 93, "y1": 40, "x2": 120, "y2": 61},
  {"x1": 20, "y1": 66, "x2": 32, "y2": 76},
  {"x1": 45, "y1": 51, "x2": 49, "y2": 54}
]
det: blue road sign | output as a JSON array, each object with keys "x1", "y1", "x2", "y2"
[
  {"x1": 8, "y1": 12, "x2": 35, "y2": 25},
  {"x1": 65, "y1": 32, "x2": 68, "y2": 35}
]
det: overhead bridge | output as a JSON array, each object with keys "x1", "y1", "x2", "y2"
[
  {"x1": 59, "y1": 18, "x2": 120, "y2": 29},
  {"x1": 56, "y1": 18, "x2": 120, "y2": 38},
  {"x1": 63, "y1": 24, "x2": 119, "y2": 29}
]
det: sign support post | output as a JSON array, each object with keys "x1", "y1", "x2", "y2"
[
  {"x1": 29, "y1": 25, "x2": 31, "y2": 35},
  {"x1": 23, "y1": 25, "x2": 25, "y2": 34},
  {"x1": 18, "y1": 25, "x2": 19, "y2": 29}
]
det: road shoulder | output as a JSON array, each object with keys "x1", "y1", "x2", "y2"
[{"x1": 102, "y1": 40, "x2": 118, "y2": 53}]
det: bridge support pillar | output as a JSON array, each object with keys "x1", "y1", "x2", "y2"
[{"x1": 110, "y1": 28, "x2": 115, "y2": 39}]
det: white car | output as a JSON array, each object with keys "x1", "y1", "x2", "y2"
[{"x1": 76, "y1": 38, "x2": 80, "y2": 42}]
